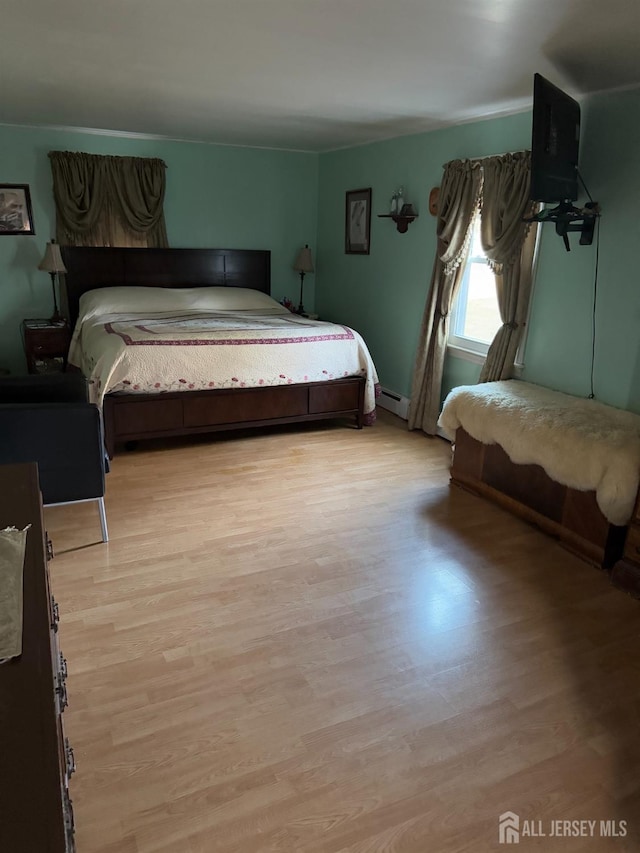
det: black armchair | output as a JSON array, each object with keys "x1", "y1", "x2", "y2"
[{"x1": 0, "y1": 373, "x2": 108, "y2": 542}]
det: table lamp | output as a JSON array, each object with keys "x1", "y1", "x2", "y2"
[
  {"x1": 293, "y1": 244, "x2": 314, "y2": 315},
  {"x1": 38, "y1": 239, "x2": 67, "y2": 324}
]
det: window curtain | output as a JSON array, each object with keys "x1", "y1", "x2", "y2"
[
  {"x1": 49, "y1": 151, "x2": 168, "y2": 248},
  {"x1": 478, "y1": 151, "x2": 538, "y2": 382},
  {"x1": 407, "y1": 159, "x2": 483, "y2": 435}
]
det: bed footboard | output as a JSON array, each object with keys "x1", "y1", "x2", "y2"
[{"x1": 103, "y1": 377, "x2": 365, "y2": 456}]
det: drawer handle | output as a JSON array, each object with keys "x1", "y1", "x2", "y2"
[
  {"x1": 66, "y1": 829, "x2": 76, "y2": 853},
  {"x1": 65, "y1": 738, "x2": 76, "y2": 777},
  {"x1": 51, "y1": 597, "x2": 60, "y2": 631},
  {"x1": 56, "y1": 676, "x2": 68, "y2": 712},
  {"x1": 63, "y1": 787, "x2": 75, "y2": 834}
]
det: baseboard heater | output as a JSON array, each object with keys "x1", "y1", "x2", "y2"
[{"x1": 377, "y1": 387, "x2": 410, "y2": 420}]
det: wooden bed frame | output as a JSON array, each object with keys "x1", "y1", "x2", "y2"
[
  {"x1": 61, "y1": 247, "x2": 366, "y2": 456},
  {"x1": 451, "y1": 427, "x2": 627, "y2": 569}
]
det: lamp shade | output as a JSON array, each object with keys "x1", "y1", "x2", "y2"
[
  {"x1": 38, "y1": 241, "x2": 67, "y2": 274},
  {"x1": 293, "y1": 244, "x2": 314, "y2": 274}
]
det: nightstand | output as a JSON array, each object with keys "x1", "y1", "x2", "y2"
[{"x1": 22, "y1": 319, "x2": 72, "y2": 374}]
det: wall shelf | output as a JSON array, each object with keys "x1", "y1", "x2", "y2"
[{"x1": 377, "y1": 212, "x2": 418, "y2": 234}]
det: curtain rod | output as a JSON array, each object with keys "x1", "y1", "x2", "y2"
[
  {"x1": 48, "y1": 150, "x2": 168, "y2": 168},
  {"x1": 470, "y1": 149, "x2": 530, "y2": 162},
  {"x1": 443, "y1": 149, "x2": 530, "y2": 169}
]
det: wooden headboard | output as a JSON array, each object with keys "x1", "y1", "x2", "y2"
[{"x1": 60, "y1": 246, "x2": 271, "y2": 327}]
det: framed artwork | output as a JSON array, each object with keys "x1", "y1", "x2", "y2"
[
  {"x1": 345, "y1": 187, "x2": 371, "y2": 254},
  {"x1": 0, "y1": 184, "x2": 35, "y2": 235}
]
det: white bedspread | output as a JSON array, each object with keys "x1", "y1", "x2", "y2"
[
  {"x1": 439, "y1": 380, "x2": 640, "y2": 525},
  {"x1": 69, "y1": 308, "x2": 380, "y2": 423}
]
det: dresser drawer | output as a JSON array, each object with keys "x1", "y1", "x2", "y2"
[
  {"x1": 184, "y1": 386, "x2": 308, "y2": 426},
  {"x1": 309, "y1": 379, "x2": 361, "y2": 414},
  {"x1": 29, "y1": 335, "x2": 69, "y2": 356},
  {"x1": 113, "y1": 398, "x2": 183, "y2": 434}
]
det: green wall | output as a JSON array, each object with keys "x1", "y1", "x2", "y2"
[
  {"x1": 317, "y1": 87, "x2": 640, "y2": 414},
  {"x1": 316, "y1": 111, "x2": 532, "y2": 399},
  {"x1": 3, "y1": 87, "x2": 639, "y2": 413},
  {"x1": 521, "y1": 88, "x2": 640, "y2": 411},
  {"x1": 0, "y1": 125, "x2": 318, "y2": 373}
]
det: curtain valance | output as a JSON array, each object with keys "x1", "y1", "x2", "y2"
[{"x1": 49, "y1": 151, "x2": 168, "y2": 248}]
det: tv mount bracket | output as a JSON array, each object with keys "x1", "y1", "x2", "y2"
[{"x1": 523, "y1": 200, "x2": 600, "y2": 251}]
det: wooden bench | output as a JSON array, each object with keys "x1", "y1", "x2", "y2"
[
  {"x1": 439, "y1": 380, "x2": 640, "y2": 572},
  {"x1": 451, "y1": 427, "x2": 627, "y2": 568}
]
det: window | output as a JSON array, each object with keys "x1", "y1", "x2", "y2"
[{"x1": 448, "y1": 213, "x2": 502, "y2": 357}]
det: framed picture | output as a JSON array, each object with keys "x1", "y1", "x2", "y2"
[
  {"x1": 345, "y1": 187, "x2": 371, "y2": 254},
  {"x1": 0, "y1": 184, "x2": 35, "y2": 235}
]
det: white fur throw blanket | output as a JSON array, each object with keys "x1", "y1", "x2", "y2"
[{"x1": 438, "y1": 380, "x2": 640, "y2": 526}]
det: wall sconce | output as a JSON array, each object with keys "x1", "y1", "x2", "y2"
[{"x1": 378, "y1": 199, "x2": 419, "y2": 233}]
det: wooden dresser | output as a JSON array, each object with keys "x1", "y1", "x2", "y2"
[
  {"x1": 612, "y1": 492, "x2": 640, "y2": 598},
  {"x1": 0, "y1": 463, "x2": 76, "y2": 852}
]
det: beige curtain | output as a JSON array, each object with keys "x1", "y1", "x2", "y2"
[
  {"x1": 408, "y1": 159, "x2": 483, "y2": 434},
  {"x1": 478, "y1": 151, "x2": 538, "y2": 382},
  {"x1": 49, "y1": 151, "x2": 168, "y2": 248}
]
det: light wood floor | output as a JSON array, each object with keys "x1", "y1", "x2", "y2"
[{"x1": 46, "y1": 412, "x2": 640, "y2": 853}]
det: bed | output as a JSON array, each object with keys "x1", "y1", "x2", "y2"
[{"x1": 61, "y1": 247, "x2": 379, "y2": 456}]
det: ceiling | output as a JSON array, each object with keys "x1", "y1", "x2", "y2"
[{"x1": 3, "y1": 0, "x2": 640, "y2": 152}]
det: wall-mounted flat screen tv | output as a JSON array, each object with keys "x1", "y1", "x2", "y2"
[{"x1": 530, "y1": 73, "x2": 580, "y2": 203}]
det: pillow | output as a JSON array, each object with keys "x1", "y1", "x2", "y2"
[{"x1": 76, "y1": 286, "x2": 287, "y2": 324}]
